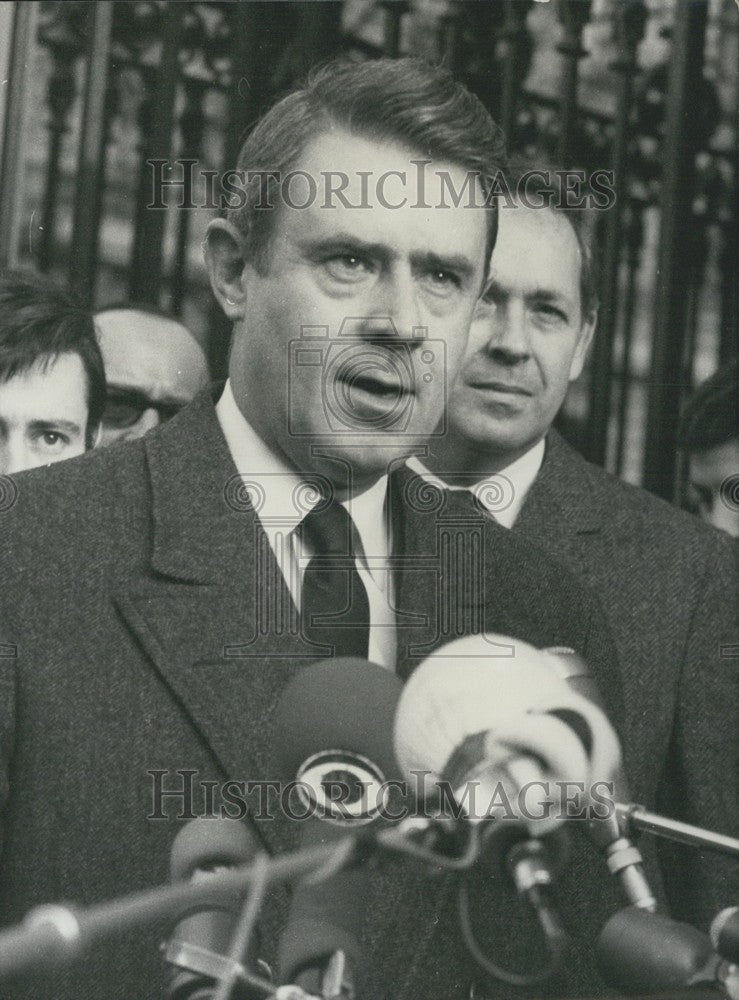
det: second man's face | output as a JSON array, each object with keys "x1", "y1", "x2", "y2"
[
  {"x1": 446, "y1": 204, "x2": 595, "y2": 469},
  {"x1": 230, "y1": 128, "x2": 489, "y2": 490}
]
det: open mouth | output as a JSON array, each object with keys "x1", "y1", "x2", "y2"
[
  {"x1": 335, "y1": 351, "x2": 414, "y2": 399},
  {"x1": 468, "y1": 380, "x2": 532, "y2": 396},
  {"x1": 343, "y1": 371, "x2": 412, "y2": 397}
]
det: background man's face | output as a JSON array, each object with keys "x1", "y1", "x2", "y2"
[
  {"x1": 446, "y1": 204, "x2": 594, "y2": 467},
  {"x1": 687, "y1": 439, "x2": 739, "y2": 537},
  {"x1": 95, "y1": 309, "x2": 209, "y2": 446},
  {"x1": 230, "y1": 128, "x2": 488, "y2": 488},
  {"x1": 0, "y1": 352, "x2": 89, "y2": 474}
]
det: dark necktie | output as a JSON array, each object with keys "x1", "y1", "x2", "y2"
[{"x1": 300, "y1": 499, "x2": 371, "y2": 659}]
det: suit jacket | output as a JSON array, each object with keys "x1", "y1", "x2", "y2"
[
  {"x1": 0, "y1": 394, "x2": 641, "y2": 1000},
  {"x1": 514, "y1": 430, "x2": 738, "y2": 931}
]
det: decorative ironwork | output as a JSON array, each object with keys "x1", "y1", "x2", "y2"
[{"x1": 11, "y1": 0, "x2": 733, "y2": 498}]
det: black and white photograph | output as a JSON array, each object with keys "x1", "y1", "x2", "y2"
[{"x1": 0, "y1": 1, "x2": 736, "y2": 998}]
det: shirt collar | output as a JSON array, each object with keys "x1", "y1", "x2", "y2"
[
  {"x1": 407, "y1": 438, "x2": 545, "y2": 529},
  {"x1": 216, "y1": 379, "x2": 390, "y2": 564}
]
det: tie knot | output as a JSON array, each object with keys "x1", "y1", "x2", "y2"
[{"x1": 300, "y1": 498, "x2": 355, "y2": 556}]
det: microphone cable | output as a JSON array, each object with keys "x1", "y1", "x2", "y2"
[{"x1": 457, "y1": 825, "x2": 569, "y2": 988}]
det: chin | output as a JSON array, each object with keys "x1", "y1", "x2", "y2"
[
  {"x1": 463, "y1": 416, "x2": 528, "y2": 449},
  {"x1": 298, "y1": 436, "x2": 409, "y2": 489}
]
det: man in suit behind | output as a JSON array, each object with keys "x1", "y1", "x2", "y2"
[
  {"x1": 2, "y1": 61, "x2": 634, "y2": 999},
  {"x1": 422, "y1": 167, "x2": 737, "y2": 938}
]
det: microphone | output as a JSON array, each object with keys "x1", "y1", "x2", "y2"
[
  {"x1": 393, "y1": 633, "x2": 622, "y2": 836},
  {"x1": 164, "y1": 817, "x2": 265, "y2": 1000},
  {"x1": 542, "y1": 647, "x2": 656, "y2": 911},
  {"x1": 273, "y1": 657, "x2": 404, "y2": 999},
  {"x1": 392, "y1": 634, "x2": 625, "y2": 981},
  {"x1": 596, "y1": 906, "x2": 739, "y2": 997}
]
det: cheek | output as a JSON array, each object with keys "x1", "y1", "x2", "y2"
[{"x1": 538, "y1": 340, "x2": 580, "y2": 390}]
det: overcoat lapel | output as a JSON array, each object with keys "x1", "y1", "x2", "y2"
[
  {"x1": 391, "y1": 465, "x2": 507, "y2": 679},
  {"x1": 393, "y1": 448, "x2": 625, "y2": 737},
  {"x1": 112, "y1": 395, "x2": 316, "y2": 851},
  {"x1": 515, "y1": 430, "x2": 605, "y2": 563},
  {"x1": 515, "y1": 430, "x2": 626, "y2": 731}
]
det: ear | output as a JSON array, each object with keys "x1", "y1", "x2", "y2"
[
  {"x1": 569, "y1": 307, "x2": 597, "y2": 383},
  {"x1": 203, "y1": 218, "x2": 248, "y2": 321}
]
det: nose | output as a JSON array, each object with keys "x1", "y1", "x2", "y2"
[
  {"x1": 357, "y1": 270, "x2": 422, "y2": 342},
  {"x1": 485, "y1": 300, "x2": 531, "y2": 366}
]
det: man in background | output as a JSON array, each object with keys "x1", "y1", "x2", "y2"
[
  {"x1": 94, "y1": 304, "x2": 209, "y2": 446},
  {"x1": 421, "y1": 169, "x2": 737, "y2": 931},
  {"x1": 678, "y1": 359, "x2": 738, "y2": 536},
  {"x1": 0, "y1": 269, "x2": 105, "y2": 475},
  {"x1": 2, "y1": 59, "x2": 593, "y2": 1000}
]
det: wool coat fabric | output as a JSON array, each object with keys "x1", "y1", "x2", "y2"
[
  {"x1": 513, "y1": 430, "x2": 737, "y2": 933},
  {"x1": 0, "y1": 395, "x2": 729, "y2": 999}
]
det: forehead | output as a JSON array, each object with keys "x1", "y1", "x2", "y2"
[
  {"x1": 271, "y1": 128, "x2": 488, "y2": 263},
  {"x1": 0, "y1": 353, "x2": 88, "y2": 420},
  {"x1": 95, "y1": 309, "x2": 206, "y2": 389},
  {"x1": 492, "y1": 205, "x2": 582, "y2": 298}
]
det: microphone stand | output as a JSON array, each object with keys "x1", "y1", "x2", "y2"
[
  {"x1": 616, "y1": 803, "x2": 739, "y2": 858},
  {"x1": 595, "y1": 807, "x2": 739, "y2": 999},
  {"x1": 0, "y1": 816, "x2": 478, "y2": 991}
]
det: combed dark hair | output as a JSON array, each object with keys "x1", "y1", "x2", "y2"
[
  {"x1": 677, "y1": 359, "x2": 738, "y2": 452},
  {"x1": 228, "y1": 56, "x2": 507, "y2": 272},
  {"x1": 0, "y1": 269, "x2": 106, "y2": 446},
  {"x1": 504, "y1": 156, "x2": 599, "y2": 320}
]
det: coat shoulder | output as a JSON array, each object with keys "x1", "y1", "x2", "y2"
[
  {"x1": 1, "y1": 440, "x2": 151, "y2": 588},
  {"x1": 548, "y1": 435, "x2": 732, "y2": 561}
]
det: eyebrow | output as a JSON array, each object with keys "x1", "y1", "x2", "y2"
[
  {"x1": 27, "y1": 419, "x2": 83, "y2": 435},
  {"x1": 301, "y1": 234, "x2": 390, "y2": 260},
  {"x1": 482, "y1": 279, "x2": 574, "y2": 308},
  {"x1": 413, "y1": 250, "x2": 477, "y2": 284}
]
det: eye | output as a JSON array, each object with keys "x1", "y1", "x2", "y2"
[
  {"x1": 34, "y1": 430, "x2": 70, "y2": 452},
  {"x1": 534, "y1": 303, "x2": 568, "y2": 324},
  {"x1": 324, "y1": 254, "x2": 373, "y2": 283},
  {"x1": 422, "y1": 269, "x2": 461, "y2": 297}
]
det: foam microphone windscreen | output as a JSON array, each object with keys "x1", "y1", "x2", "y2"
[
  {"x1": 596, "y1": 907, "x2": 718, "y2": 993},
  {"x1": 394, "y1": 633, "x2": 621, "y2": 788},
  {"x1": 273, "y1": 656, "x2": 404, "y2": 786},
  {"x1": 170, "y1": 816, "x2": 258, "y2": 883},
  {"x1": 166, "y1": 818, "x2": 261, "y2": 1000},
  {"x1": 273, "y1": 658, "x2": 404, "y2": 993}
]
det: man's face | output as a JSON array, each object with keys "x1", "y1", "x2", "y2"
[
  {"x1": 687, "y1": 439, "x2": 739, "y2": 537},
  {"x1": 0, "y1": 352, "x2": 89, "y2": 475},
  {"x1": 95, "y1": 309, "x2": 209, "y2": 446},
  {"x1": 228, "y1": 129, "x2": 488, "y2": 489},
  {"x1": 445, "y1": 204, "x2": 594, "y2": 469}
]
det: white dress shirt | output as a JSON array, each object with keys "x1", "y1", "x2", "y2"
[
  {"x1": 216, "y1": 380, "x2": 396, "y2": 668},
  {"x1": 407, "y1": 438, "x2": 545, "y2": 528}
]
